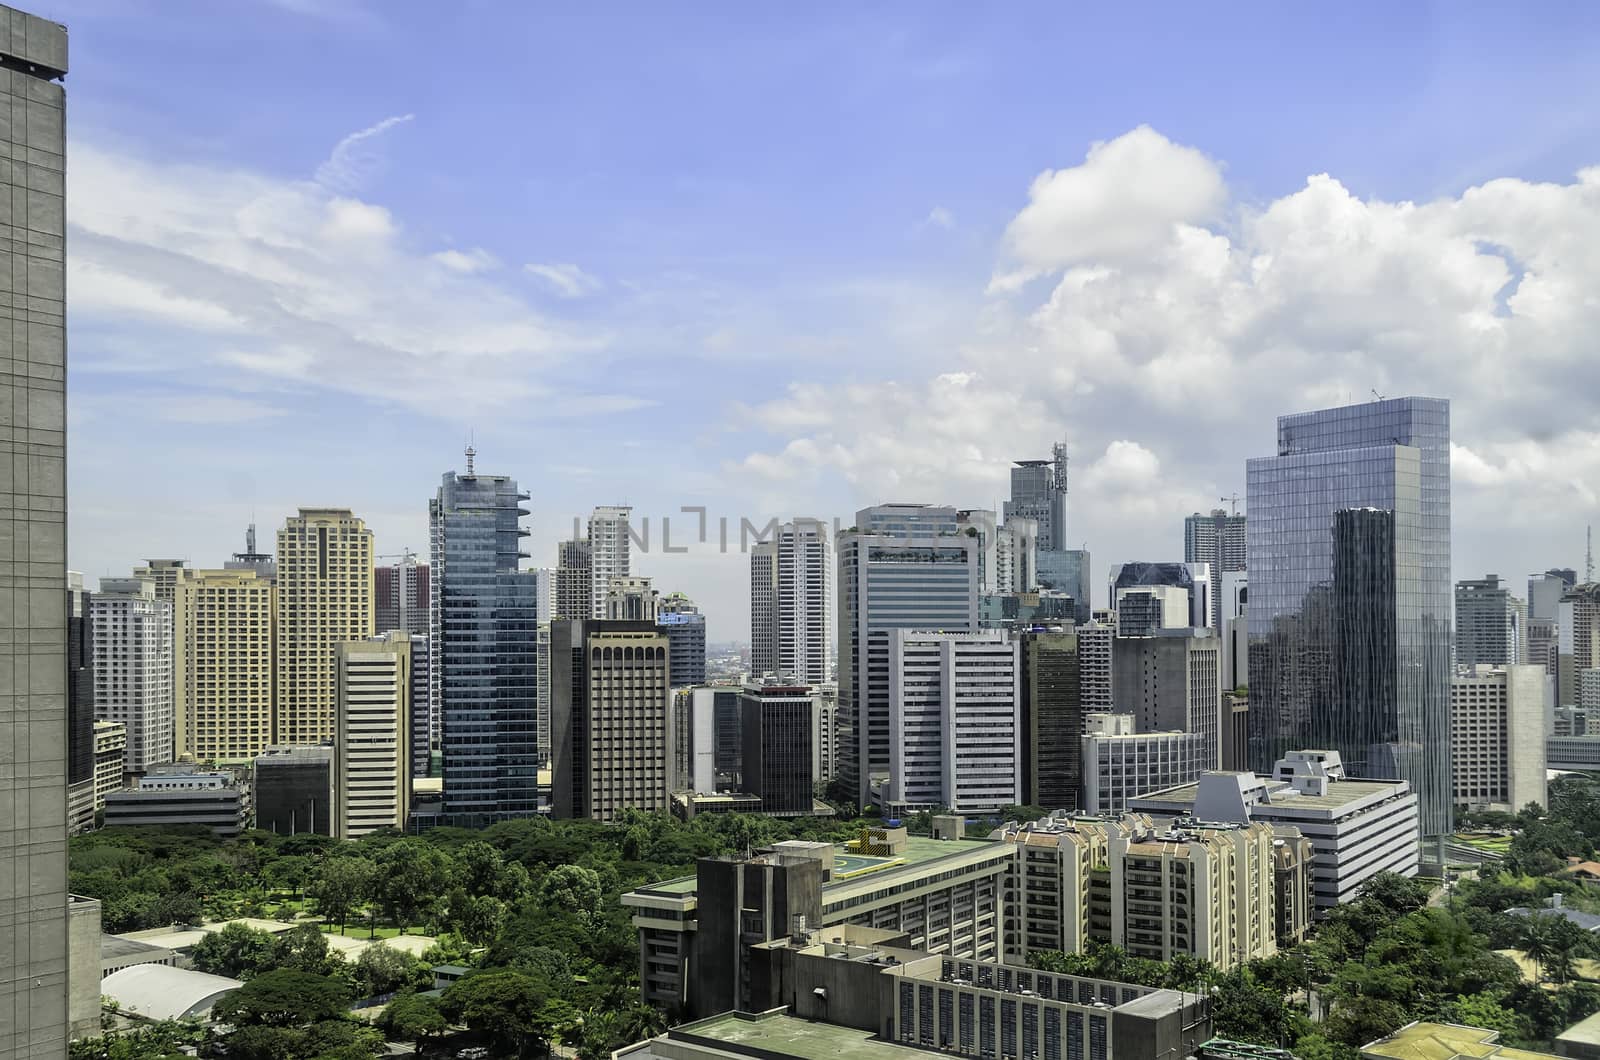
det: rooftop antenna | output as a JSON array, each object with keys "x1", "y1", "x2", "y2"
[
  {"x1": 464, "y1": 437, "x2": 476, "y2": 476},
  {"x1": 1588, "y1": 525, "x2": 1594, "y2": 584}
]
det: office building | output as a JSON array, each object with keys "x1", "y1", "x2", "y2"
[
  {"x1": 223, "y1": 522, "x2": 276, "y2": 579},
  {"x1": 751, "y1": 520, "x2": 833, "y2": 685},
  {"x1": 253, "y1": 746, "x2": 333, "y2": 836},
  {"x1": 1081, "y1": 714, "x2": 1206, "y2": 814},
  {"x1": 1078, "y1": 621, "x2": 1114, "y2": 712},
  {"x1": 1532, "y1": 569, "x2": 1578, "y2": 621},
  {"x1": 396, "y1": 630, "x2": 430, "y2": 779},
  {"x1": 1222, "y1": 694, "x2": 1249, "y2": 773},
  {"x1": 102, "y1": 768, "x2": 245, "y2": 837},
  {"x1": 1457, "y1": 576, "x2": 1520, "y2": 667},
  {"x1": 672, "y1": 688, "x2": 718, "y2": 794},
  {"x1": 92, "y1": 579, "x2": 174, "y2": 776},
  {"x1": 275, "y1": 508, "x2": 375, "y2": 745},
  {"x1": 1451, "y1": 665, "x2": 1546, "y2": 812},
  {"x1": 1130, "y1": 750, "x2": 1421, "y2": 909},
  {"x1": 588, "y1": 505, "x2": 632, "y2": 619},
  {"x1": 741, "y1": 684, "x2": 816, "y2": 814},
  {"x1": 93, "y1": 721, "x2": 126, "y2": 814},
  {"x1": 1246, "y1": 397, "x2": 1453, "y2": 838},
  {"x1": 1109, "y1": 562, "x2": 1212, "y2": 632},
  {"x1": 814, "y1": 685, "x2": 838, "y2": 785},
  {"x1": 605, "y1": 575, "x2": 659, "y2": 621},
  {"x1": 957, "y1": 509, "x2": 1038, "y2": 594},
  {"x1": 623, "y1": 831, "x2": 1015, "y2": 1013},
  {"x1": 883, "y1": 630, "x2": 1019, "y2": 813},
  {"x1": 334, "y1": 635, "x2": 412, "y2": 838},
  {"x1": 1186, "y1": 509, "x2": 1247, "y2": 628},
  {"x1": 1219, "y1": 571, "x2": 1248, "y2": 690},
  {"x1": 1558, "y1": 583, "x2": 1600, "y2": 708},
  {"x1": 703, "y1": 686, "x2": 743, "y2": 788},
  {"x1": 550, "y1": 619, "x2": 673, "y2": 820},
  {"x1": 536, "y1": 622, "x2": 552, "y2": 766},
  {"x1": 431, "y1": 461, "x2": 539, "y2": 823},
  {"x1": 375, "y1": 553, "x2": 428, "y2": 635},
  {"x1": 1112, "y1": 630, "x2": 1222, "y2": 768},
  {"x1": 554, "y1": 537, "x2": 591, "y2": 620},
  {"x1": 997, "y1": 812, "x2": 1284, "y2": 970},
  {"x1": 1036, "y1": 548, "x2": 1092, "y2": 625},
  {"x1": 979, "y1": 590, "x2": 1076, "y2": 632},
  {"x1": 66, "y1": 573, "x2": 95, "y2": 834},
  {"x1": 1019, "y1": 631, "x2": 1082, "y2": 813},
  {"x1": 659, "y1": 591, "x2": 707, "y2": 686},
  {"x1": 175, "y1": 569, "x2": 275, "y2": 763},
  {"x1": 838, "y1": 504, "x2": 978, "y2": 807},
  {"x1": 1004, "y1": 443, "x2": 1070, "y2": 551}
]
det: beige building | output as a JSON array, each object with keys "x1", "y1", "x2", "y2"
[
  {"x1": 1452, "y1": 664, "x2": 1548, "y2": 812},
  {"x1": 175, "y1": 569, "x2": 276, "y2": 762},
  {"x1": 276, "y1": 509, "x2": 374, "y2": 745},
  {"x1": 997, "y1": 812, "x2": 1283, "y2": 971},
  {"x1": 93, "y1": 720, "x2": 127, "y2": 810},
  {"x1": 334, "y1": 635, "x2": 412, "y2": 838}
]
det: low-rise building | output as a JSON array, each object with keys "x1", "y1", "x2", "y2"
[
  {"x1": 1129, "y1": 751, "x2": 1419, "y2": 910},
  {"x1": 102, "y1": 768, "x2": 246, "y2": 836},
  {"x1": 1081, "y1": 713, "x2": 1206, "y2": 813}
]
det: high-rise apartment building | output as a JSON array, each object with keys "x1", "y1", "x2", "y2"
[
  {"x1": 1112, "y1": 629, "x2": 1222, "y2": 768},
  {"x1": 1558, "y1": 583, "x2": 1600, "y2": 709},
  {"x1": 658, "y1": 591, "x2": 706, "y2": 687},
  {"x1": 1529, "y1": 569, "x2": 1575, "y2": 676},
  {"x1": 0, "y1": 15, "x2": 72, "y2": 1046},
  {"x1": 334, "y1": 636, "x2": 413, "y2": 839},
  {"x1": 740, "y1": 684, "x2": 816, "y2": 814},
  {"x1": 1246, "y1": 397, "x2": 1453, "y2": 837},
  {"x1": 131, "y1": 558, "x2": 188, "y2": 751},
  {"x1": 886, "y1": 630, "x2": 1020, "y2": 813},
  {"x1": 92, "y1": 579, "x2": 175, "y2": 776},
  {"x1": 275, "y1": 508, "x2": 374, "y2": 745},
  {"x1": 550, "y1": 619, "x2": 673, "y2": 820},
  {"x1": 837, "y1": 504, "x2": 978, "y2": 807},
  {"x1": 431, "y1": 464, "x2": 539, "y2": 823},
  {"x1": 1004, "y1": 444, "x2": 1069, "y2": 551},
  {"x1": 1078, "y1": 620, "x2": 1114, "y2": 712},
  {"x1": 588, "y1": 505, "x2": 632, "y2": 619},
  {"x1": 554, "y1": 537, "x2": 591, "y2": 620},
  {"x1": 66, "y1": 573, "x2": 94, "y2": 834},
  {"x1": 92, "y1": 721, "x2": 125, "y2": 812},
  {"x1": 1456, "y1": 575, "x2": 1520, "y2": 667},
  {"x1": 1451, "y1": 665, "x2": 1546, "y2": 813},
  {"x1": 1018, "y1": 631, "x2": 1082, "y2": 813},
  {"x1": 750, "y1": 521, "x2": 832, "y2": 685},
  {"x1": 956, "y1": 509, "x2": 1037, "y2": 594},
  {"x1": 1185, "y1": 509, "x2": 1246, "y2": 627},
  {"x1": 375, "y1": 553, "x2": 429, "y2": 635},
  {"x1": 175, "y1": 569, "x2": 275, "y2": 763}
]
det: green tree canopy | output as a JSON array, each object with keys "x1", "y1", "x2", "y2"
[{"x1": 212, "y1": 969, "x2": 352, "y2": 1028}]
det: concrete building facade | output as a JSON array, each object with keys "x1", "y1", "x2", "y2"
[
  {"x1": 91, "y1": 579, "x2": 174, "y2": 776},
  {"x1": 1456, "y1": 575, "x2": 1520, "y2": 668},
  {"x1": 588, "y1": 505, "x2": 632, "y2": 619},
  {"x1": 1450, "y1": 664, "x2": 1547, "y2": 812},
  {"x1": 750, "y1": 520, "x2": 833, "y2": 685},
  {"x1": 334, "y1": 635, "x2": 412, "y2": 838},
  {"x1": 1019, "y1": 631, "x2": 1082, "y2": 813},
  {"x1": 1081, "y1": 714, "x2": 1206, "y2": 814},
  {"x1": 175, "y1": 569, "x2": 275, "y2": 763},
  {"x1": 1111, "y1": 630, "x2": 1223, "y2": 768},
  {"x1": 275, "y1": 508, "x2": 374, "y2": 745}
]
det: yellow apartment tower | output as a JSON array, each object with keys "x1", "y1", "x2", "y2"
[
  {"x1": 276, "y1": 509, "x2": 374, "y2": 744},
  {"x1": 176, "y1": 570, "x2": 276, "y2": 762}
]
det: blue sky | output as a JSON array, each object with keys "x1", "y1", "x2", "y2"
[{"x1": 59, "y1": 1, "x2": 1600, "y2": 638}]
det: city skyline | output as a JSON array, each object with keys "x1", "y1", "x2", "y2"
[{"x1": 59, "y1": 5, "x2": 1600, "y2": 641}]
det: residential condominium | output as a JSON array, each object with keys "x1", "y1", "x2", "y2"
[
  {"x1": 956, "y1": 509, "x2": 1038, "y2": 595},
  {"x1": 837, "y1": 504, "x2": 978, "y2": 808},
  {"x1": 1246, "y1": 397, "x2": 1453, "y2": 838},
  {"x1": 0, "y1": 9, "x2": 70, "y2": 1054},
  {"x1": 1184, "y1": 508, "x2": 1246, "y2": 629},
  {"x1": 174, "y1": 569, "x2": 275, "y2": 763},
  {"x1": 1558, "y1": 582, "x2": 1600, "y2": 708},
  {"x1": 885, "y1": 629, "x2": 1020, "y2": 814},
  {"x1": 92, "y1": 578, "x2": 174, "y2": 776},
  {"x1": 996, "y1": 812, "x2": 1287, "y2": 971},
  {"x1": 1451, "y1": 664, "x2": 1546, "y2": 812},
  {"x1": 1080, "y1": 713, "x2": 1206, "y2": 814},
  {"x1": 93, "y1": 721, "x2": 127, "y2": 814},
  {"x1": 1129, "y1": 750, "x2": 1420, "y2": 910},
  {"x1": 750, "y1": 521, "x2": 833, "y2": 685},
  {"x1": 554, "y1": 537, "x2": 591, "y2": 620},
  {"x1": 275, "y1": 508, "x2": 375, "y2": 745},
  {"x1": 334, "y1": 635, "x2": 413, "y2": 839},
  {"x1": 588, "y1": 505, "x2": 632, "y2": 619},
  {"x1": 1078, "y1": 620, "x2": 1114, "y2": 712},
  {"x1": 1456, "y1": 575, "x2": 1521, "y2": 667}
]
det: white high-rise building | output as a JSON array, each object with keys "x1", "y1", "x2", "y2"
[
  {"x1": 750, "y1": 521, "x2": 832, "y2": 685},
  {"x1": 886, "y1": 629, "x2": 1020, "y2": 813},
  {"x1": 588, "y1": 505, "x2": 632, "y2": 619},
  {"x1": 334, "y1": 635, "x2": 412, "y2": 839},
  {"x1": 1451, "y1": 664, "x2": 1546, "y2": 812},
  {"x1": 92, "y1": 578, "x2": 175, "y2": 776}
]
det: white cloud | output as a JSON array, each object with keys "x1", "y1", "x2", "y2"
[
  {"x1": 314, "y1": 113, "x2": 414, "y2": 192},
  {"x1": 926, "y1": 206, "x2": 955, "y2": 230},
  {"x1": 525, "y1": 262, "x2": 602, "y2": 299},
  {"x1": 431, "y1": 248, "x2": 499, "y2": 273}
]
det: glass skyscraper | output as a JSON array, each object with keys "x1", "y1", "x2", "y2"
[
  {"x1": 431, "y1": 463, "x2": 540, "y2": 823},
  {"x1": 1246, "y1": 397, "x2": 1452, "y2": 837}
]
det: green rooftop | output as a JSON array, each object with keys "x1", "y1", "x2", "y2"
[
  {"x1": 1361, "y1": 1022, "x2": 1557, "y2": 1060},
  {"x1": 677, "y1": 1011, "x2": 934, "y2": 1059}
]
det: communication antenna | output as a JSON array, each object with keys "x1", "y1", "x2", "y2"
[
  {"x1": 464, "y1": 439, "x2": 476, "y2": 476},
  {"x1": 1588, "y1": 525, "x2": 1594, "y2": 584}
]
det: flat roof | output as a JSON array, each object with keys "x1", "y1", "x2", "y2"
[
  {"x1": 1363, "y1": 1022, "x2": 1556, "y2": 1060},
  {"x1": 1558, "y1": 1009, "x2": 1600, "y2": 1047},
  {"x1": 678, "y1": 1011, "x2": 935, "y2": 1059},
  {"x1": 630, "y1": 837, "x2": 1001, "y2": 900},
  {"x1": 1139, "y1": 777, "x2": 1404, "y2": 812}
]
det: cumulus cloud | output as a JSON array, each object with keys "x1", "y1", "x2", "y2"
[
  {"x1": 431, "y1": 247, "x2": 499, "y2": 273},
  {"x1": 525, "y1": 262, "x2": 602, "y2": 298},
  {"x1": 732, "y1": 125, "x2": 1600, "y2": 575}
]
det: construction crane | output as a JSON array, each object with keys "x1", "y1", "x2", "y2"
[{"x1": 1219, "y1": 494, "x2": 1242, "y2": 516}]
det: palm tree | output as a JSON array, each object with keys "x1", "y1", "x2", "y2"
[{"x1": 1520, "y1": 916, "x2": 1557, "y2": 983}]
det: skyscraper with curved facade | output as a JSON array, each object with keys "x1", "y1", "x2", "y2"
[{"x1": 1246, "y1": 397, "x2": 1452, "y2": 838}]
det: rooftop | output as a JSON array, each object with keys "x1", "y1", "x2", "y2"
[
  {"x1": 1557, "y1": 1009, "x2": 1600, "y2": 1048},
  {"x1": 666, "y1": 1010, "x2": 937, "y2": 1059},
  {"x1": 1138, "y1": 775, "x2": 1404, "y2": 813},
  {"x1": 1362, "y1": 1022, "x2": 1556, "y2": 1060}
]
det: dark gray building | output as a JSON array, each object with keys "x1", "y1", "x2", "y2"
[
  {"x1": 658, "y1": 592, "x2": 707, "y2": 687},
  {"x1": 711, "y1": 688, "x2": 742, "y2": 788},
  {"x1": 253, "y1": 746, "x2": 334, "y2": 836},
  {"x1": 1185, "y1": 508, "x2": 1246, "y2": 628},
  {"x1": 1018, "y1": 631, "x2": 1082, "y2": 812},
  {"x1": 687, "y1": 853, "x2": 825, "y2": 1018},
  {"x1": 431, "y1": 458, "x2": 539, "y2": 824},
  {"x1": 740, "y1": 685, "x2": 814, "y2": 814},
  {"x1": 0, "y1": 9, "x2": 70, "y2": 1055},
  {"x1": 1246, "y1": 396, "x2": 1453, "y2": 837},
  {"x1": 1456, "y1": 575, "x2": 1519, "y2": 668},
  {"x1": 1003, "y1": 444, "x2": 1069, "y2": 551},
  {"x1": 67, "y1": 575, "x2": 94, "y2": 793},
  {"x1": 1112, "y1": 630, "x2": 1223, "y2": 767}
]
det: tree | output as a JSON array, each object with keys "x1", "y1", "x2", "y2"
[
  {"x1": 379, "y1": 993, "x2": 447, "y2": 1055},
  {"x1": 262, "y1": 854, "x2": 310, "y2": 902},
  {"x1": 212, "y1": 969, "x2": 351, "y2": 1027},
  {"x1": 457, "y1": 841, "x2": 506, "y2": 898},
  {"x1": 375, "y1": 839, "x2": 451, "y2": 932},
  {"x1": 310, "y1": 857, "x2": 375, "y2": 935},
  {"x1": 1521, "y1": 916, "x2": 1559, "y2": 983},
  {"x1": 276, "y1": 922, "x2": 342, "y2": 977},
  {"x1": 538, "y1": 865, "x2": 604, "y2": 917},
  {"x1": 441, "y1": 970, "x2": 549, "y2": 1059},
  {"x1": 354, "y1": 942, "x2": 426, "y2": 998},
  {"x1": 190, "y1": 922, "x2": 279, "y2": 980}
]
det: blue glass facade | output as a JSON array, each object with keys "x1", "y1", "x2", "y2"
[
  {"x1": 657, "y1": 607, "x2": 707, "y2": 686},
  {"x1": 1246, "y1": 397, "x2": 1452, "y2": 836},
  {"x1": 431, "y1": 471, "x2": 539, "y2": 823},
  {"x1": 1036, "y1": 548, "x2": 1091, "y2": 624}
]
